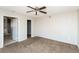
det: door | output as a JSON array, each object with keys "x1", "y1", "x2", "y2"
[
  {"x1": 27, "y1": 20, "x2": 31, "y2": 38},
  {"x1": 11, "y1": 18, "x2": 18, "y2": 41},
  {"x1": 0, "y1": 16, "x2": 3, "y2": 48}
]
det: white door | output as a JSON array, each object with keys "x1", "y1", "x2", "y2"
[{"x1": 11, "y1": 18, "x2": 18, "y2": 41}]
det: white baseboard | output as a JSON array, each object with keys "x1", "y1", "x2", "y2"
[{"x1": 37, "y1": 36, "x2": 77, "y2": 46}]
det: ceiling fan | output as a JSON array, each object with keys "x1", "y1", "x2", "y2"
[{"x1": 26, "y1": 6, "x2": 47, "y2": 15}]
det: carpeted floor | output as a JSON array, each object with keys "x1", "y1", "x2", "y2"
[
  {"x1": 4, "y1": 35, "x2": 16, "y2": 46},
  {"x1": 0, "y1": 37, "x2": 79, "y2": 53}
]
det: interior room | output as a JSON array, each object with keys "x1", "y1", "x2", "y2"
[{"x1": 0, "y1": 6, "x2": 79, "y2": 53}]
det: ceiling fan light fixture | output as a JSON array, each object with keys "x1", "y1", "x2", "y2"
[{"x1": 26, "y1": 6, "x2": 47, "y2": 15}]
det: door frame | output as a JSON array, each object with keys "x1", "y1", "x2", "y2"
[
  {"x1": 3, "y1": 16, "x2": 18, "y2": 46},
  {"x1": 27, "y1": 20, "x2": 31, "y2": 38}
]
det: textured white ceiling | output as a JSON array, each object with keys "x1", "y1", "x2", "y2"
[{"x1": 0, "y1": 6, "x2": 79, "y2": 17}]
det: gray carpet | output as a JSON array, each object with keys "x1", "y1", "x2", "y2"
[{"x1": 0, "y1": 37, "x2": 79, "y2": 53}]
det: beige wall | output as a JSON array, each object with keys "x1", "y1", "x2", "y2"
[
  {"x1": 33, "y1": 11, "x2": 78, "y2": 45},
  {"x1": 77, "y1": 10, "x2": 79, "y2": 47},
  {"x1": 0, "y1": 9, "x2": 28, "y2": 48}
]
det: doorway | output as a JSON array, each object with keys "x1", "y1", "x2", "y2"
[
  {"x1": 4, "y1": 16, "x2": 17, "y2": 46},
  {"x1": 27, "y1": 20, "x2": 31, "y2": 38}
]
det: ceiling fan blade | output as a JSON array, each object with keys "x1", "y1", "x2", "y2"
[
  {"x1": 39, "y1": 11, "x2": 47, "y2": 14},
  {"x1": 36, "y1": 11, "x2": 37, "y2": 15},
  {"x1": 27, "y1": 6, "x2": 35, "y2": 10},
  {"x1": 26, "y1": 10, "x2": 34, "y2": 13},
  {"x1": 39, "y1": 6, "x2": 46, "y2": 10}
]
